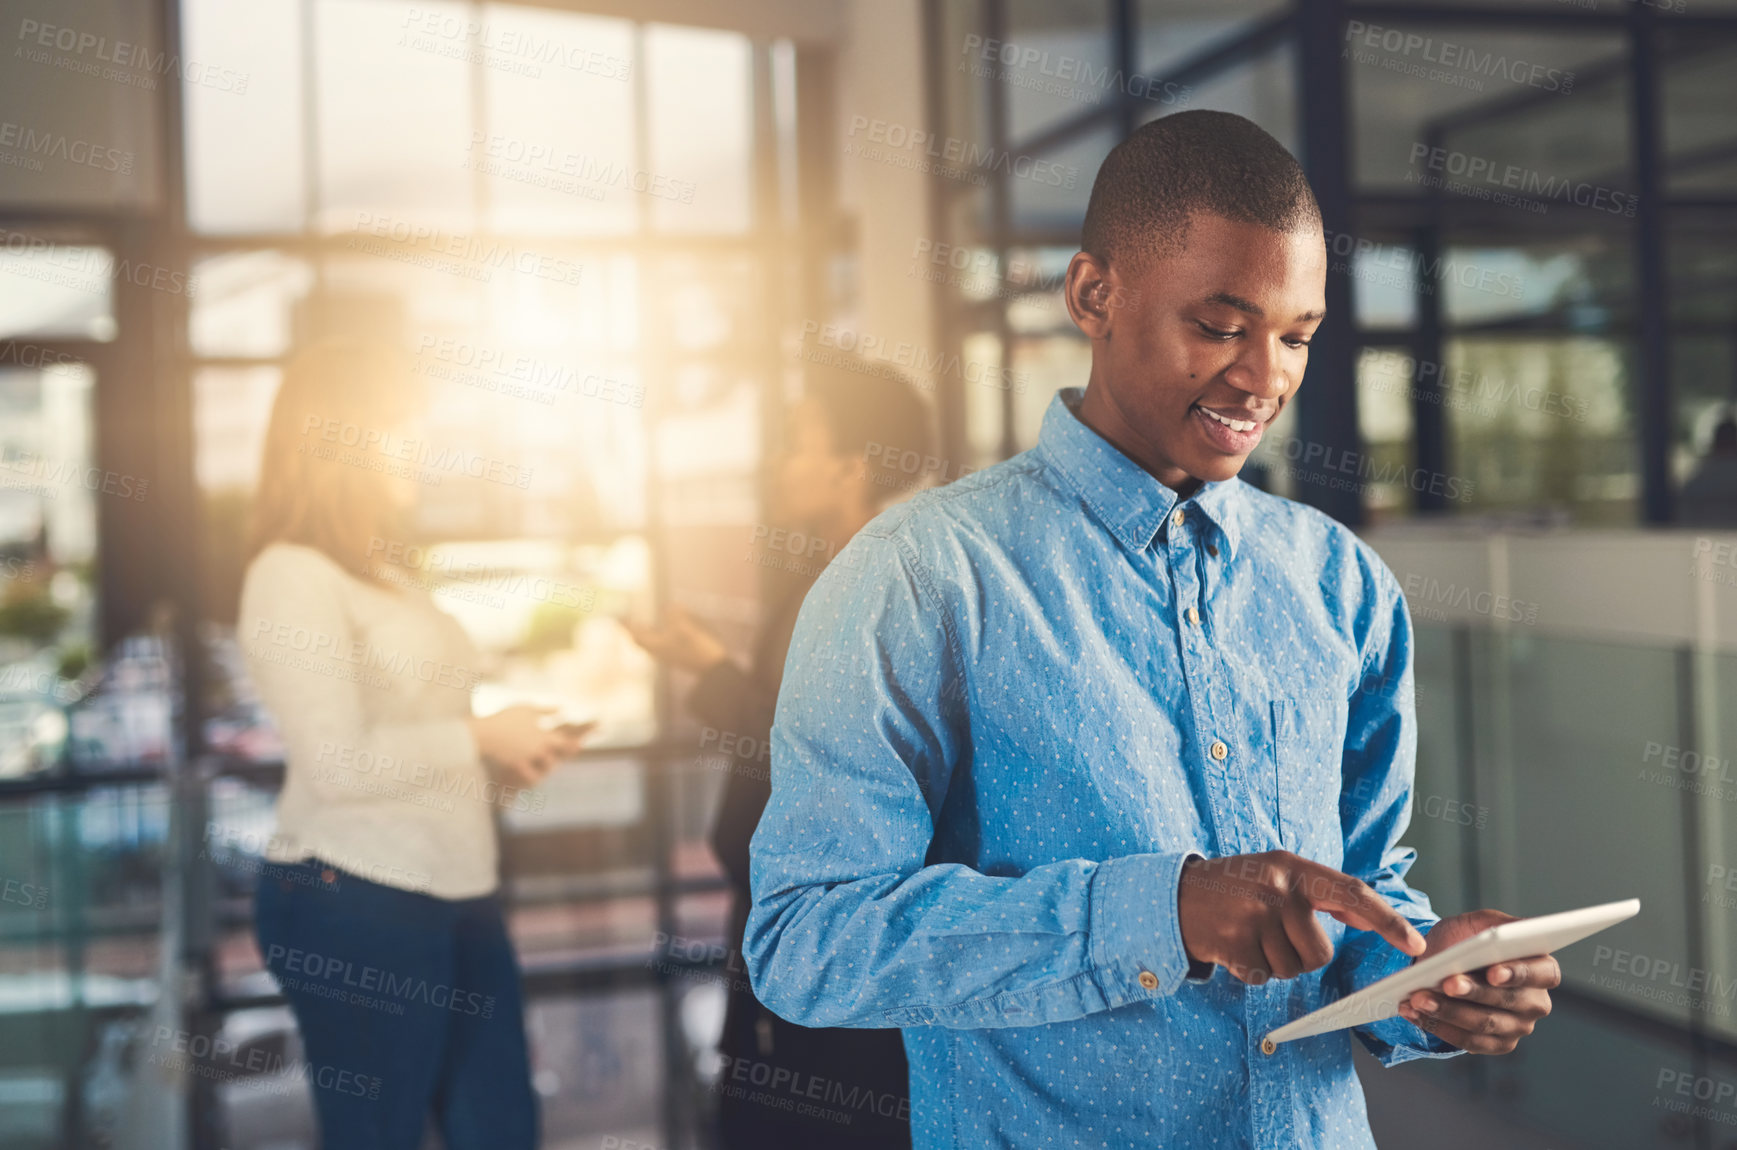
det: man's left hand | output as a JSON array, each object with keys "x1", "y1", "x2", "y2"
[{"x1": 1396, "y1": 909, "x2": 1558, "y2": 1054}]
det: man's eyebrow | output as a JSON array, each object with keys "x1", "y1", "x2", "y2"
[{"x1": 1203, "y1": 290, "x2": 1325, "y2": 323}]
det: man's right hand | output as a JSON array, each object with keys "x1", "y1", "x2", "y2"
[{"x1": 1176, "y1": 851, "x2": 1426, "y2": 985}]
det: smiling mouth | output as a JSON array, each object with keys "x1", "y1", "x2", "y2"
[{"x1": 1195, "y1": 406, "x2": 1264, "y2": 432}]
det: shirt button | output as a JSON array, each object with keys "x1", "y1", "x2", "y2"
[
  {"x1": 1171, "y1": 508, "x2": 1185, "y2": 529},
  {"x1": 1187, "y1": 606, "x2": 1201, "y2": 625},
  {"x1": 1209, "y1": 740, "x2": 1228, "y2": 761},
  {"x1": 1138, "y1": 970, "x2": 1160, "y2": 990}
]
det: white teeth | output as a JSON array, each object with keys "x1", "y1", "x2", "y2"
[{"x1": 1199, "y1": 407, "x2": 1257, "y2": 432}]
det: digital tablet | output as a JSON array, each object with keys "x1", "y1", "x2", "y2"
[{"x1": 1260, "y1": 897, "x2": 1640, "y2": 1053}]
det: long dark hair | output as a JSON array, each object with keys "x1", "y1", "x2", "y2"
[{"x1": 248, "y1": 339, "x2": 422, "y2": 582}]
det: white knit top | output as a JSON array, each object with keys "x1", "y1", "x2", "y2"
[{"x1": 239, "y1": 542, "x2": 497, "y2": 899}]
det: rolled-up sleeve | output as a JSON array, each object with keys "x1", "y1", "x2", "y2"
[{"x1": 745, "y1": 530, "x2": 1202, "y2": 1030}]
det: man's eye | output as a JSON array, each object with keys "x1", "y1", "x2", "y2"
[
  {"x1": 1198, "y1": 323, "x2": 1238, "y2": 339},
  {"x1": 1284, "y1": 337, "x2": 1313, "y2": 349}
]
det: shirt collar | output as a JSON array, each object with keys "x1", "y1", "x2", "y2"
[{"x1": 1036, "y1": 388, "x2": 1245, "y2": 559}]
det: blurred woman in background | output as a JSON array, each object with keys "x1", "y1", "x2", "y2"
[
  {"x1": 240, "y1": 340, "x2": 585, "y2": 1150},
  {"x1": 630, "y1": 356, "x2": 935, "y2": 1148}
]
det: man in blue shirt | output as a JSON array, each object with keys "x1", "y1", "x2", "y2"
[{"x1": 745, "y1": 110, "x2": 1558, "y2": 1149}]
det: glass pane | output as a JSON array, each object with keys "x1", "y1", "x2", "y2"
[
  {"x1": 193, "y1": 366, "x2": 281, "y2": 494},
  {"x1": 314, "y1": 0, "x2": 475, "y2": 232},
  {"x1": 1398, "y1": 623, "x2": 1476, "y2": 917},
  {"x1": 645, "y1": 25, "x2": 751, "y2": 233},
  {"x1": 1445, "y1": 335, "x2": 1634, "y2": 521},
  {"x1": 1496, "y1": 634, "x2": 1687, "y2": 1023},
  {"x1": 1663, "y1": 32, "x2": 1737, "y2": 195},
  {"x1": 1139, "y1": 40, "x2": 1295, "y2": 154},
  {"x1": 1439, "y1": 235, "x2": 1630, "y2": 330},
  {"x1": 0, "y1": 242, "x2": 116, "y2": 342},
  {"x1": 0, "y1": 2, "x2": 160, "y2": 213},
  {"x1": 1355, "y1": 347, "x2": 1420, "y2": 517},
  {"x1": 1008, "y1": 124, "x2": 1112, "y2": 234},
  {"x1": 0, "y1": 363, "x2": 98, "y2": 774},
  {"x1": 995, "y1": 0, "x2": 1114, "y2": 143},
  {"x1": 1349, "y1": 28, "x2": 1625, "y2": 192},
  {"x1": 1138, "y1": 0, "x2": 1289, "y2": 77},
  {"x1": 182, "y1": 0, "x2": 305, "y2": 234},
  {"x1": 188, "y1": 251, "x2": 314, "y2": 358},
  {"x1": 479, "y1": 7, "x2": 639, "y2": 236},
  {"x1": 1010, "y1": 334, "x2": 1087, "y2": 450}
]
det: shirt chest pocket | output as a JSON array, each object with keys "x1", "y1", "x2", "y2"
[{"x1": 1272, "y1": 696, "x2": 1348, "y2": 867}]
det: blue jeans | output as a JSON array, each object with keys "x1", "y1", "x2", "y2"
[{"x1": 254, "y1": 860, "x2": 537, "y2": 1150}]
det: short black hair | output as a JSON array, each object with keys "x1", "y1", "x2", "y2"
[
  {"x1": 803, "y1": 355, "x2": 936, "y2": 500},
  {"x1": 1081, "y1": 110, "x2": 1322, "y2": 267}
]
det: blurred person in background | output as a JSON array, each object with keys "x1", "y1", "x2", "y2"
[
  {"x1": 1680, "y1": 411, "x2": 1737, "y2": 527},
  {"x1": 628, "y1": 356, "x2": 934, "y2": 1148},
  {"x1": 240, "y1": 340, "x2": 587, "y2": 1150}
]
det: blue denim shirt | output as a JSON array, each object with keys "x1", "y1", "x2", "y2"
[{"x1": 746, "y1": 388, "x2": 1459, "y2": 1149}]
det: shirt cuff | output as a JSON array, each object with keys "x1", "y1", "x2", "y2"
[
  {"x1": 1088, "y1": 851, "x2": 1203, "y2": 1006},
  {"x1": 1349, "y1": 933, "x2": 1463, "y2": 1065}
]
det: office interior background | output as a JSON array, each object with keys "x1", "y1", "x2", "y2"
[{"x1": 0, "y1": 0, "x2": 1733, "y2": 1146}]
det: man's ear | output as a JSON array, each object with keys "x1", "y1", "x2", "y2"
[{"x1": 1064, "y1": 250, "x2": 1121, "y2": 340}]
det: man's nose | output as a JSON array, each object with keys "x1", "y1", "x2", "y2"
[{"x1": 1223, "y1": 339, "x2": 1292, "y2": 400}]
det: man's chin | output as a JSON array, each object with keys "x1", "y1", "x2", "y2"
[{"x1": 1179, "y1": 456, "x2": 1250, "y2": 487}]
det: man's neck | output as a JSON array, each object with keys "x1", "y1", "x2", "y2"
[{"x1": 1073, "y1": 383, "x2": 1203, "y2": 501}]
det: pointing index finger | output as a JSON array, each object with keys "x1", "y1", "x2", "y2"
[{"x1": 1291, "y1": 861, "x2": 1426, "y2": 956}]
